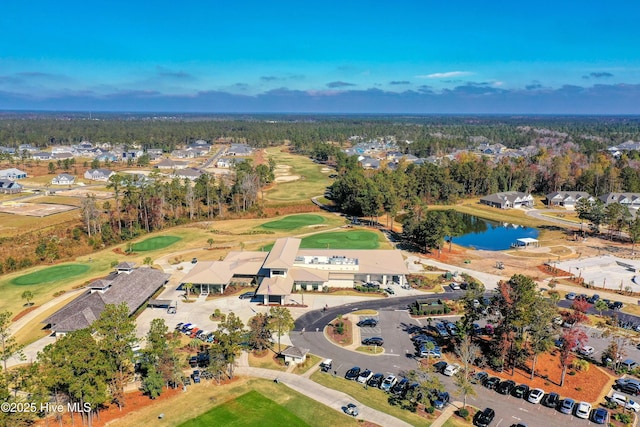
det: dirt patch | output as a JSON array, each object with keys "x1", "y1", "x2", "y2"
[
  {"x1": 12, "y1": 305, "x2": 39, "y2": 321},
  {"x1": 0, "y1": 202, "x2": 77, "y2": 217},
  {"x1": 59, "y1": 188, "x2": 112, "y2": 199}
]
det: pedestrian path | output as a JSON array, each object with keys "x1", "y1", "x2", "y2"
[
  {"x1": 235, "y1": 365, "x2": 413, "y2": 427},
  {"x1": 429, "y1": 400, "x2": 463, "y2": 427}
]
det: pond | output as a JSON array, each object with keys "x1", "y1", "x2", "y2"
[{"x1": 451, "y1": 214, "x2": 539, "y2": 251}]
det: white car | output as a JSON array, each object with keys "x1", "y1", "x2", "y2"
[
  {"x1": 575, "y1": 401, "x2": 592, "y2": 419},
  {"x1": 357, "y1": 369, "x2": 373, "y2": 384},
  {"x1": 380, "y1": 375, "x2": 397, "y2": 392},
  {"x1": 527, "y1": 388, "x2": 545, "y2": 404},
  {"x1": 443, "y1": 363, "x2": 461, "y2": 376},
  {"x1": 578, "y1": 346, "x2": 595, "y2": 356},
  {"x1": 611, "y1": 392, "x2": 640, "y2": 411}
]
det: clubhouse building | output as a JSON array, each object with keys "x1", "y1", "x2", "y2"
[{"x1": 180, "y1": 237, "x2": 409, "y2": 305}]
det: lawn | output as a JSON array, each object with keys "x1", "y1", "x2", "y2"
[
  {"x1": 300, "y1": 230, "x2": 381, "y2": 249},
  {"x1": 131, "y1": 235, "x2": 182, "y2": 251},
  {"x1": 179, "y1": 390, "x2": 309, "y2": 427},
  {"x1": 260, "y1": 214, "x2": 326, "y2": 231},
  {"x1": 263, "y1": 147, "x2": 332, "y2": 203},
  {"x1": 310, "y1": 371, "x2": 428, "y2": 426},
  {"x1": 107, "y1": 378, "x2": 360, "y2": 427},
  {"x1": 10, "y1": 264, "x2": 90, "y2": 285}
]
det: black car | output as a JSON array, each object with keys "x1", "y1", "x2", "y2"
[
  {"x1": 496, "y1": 380, "x2": 516, "y2": 395},
  {"x1": 239, "y1": 291, "x2": 255, "y2": 300},
  {"x1": 362, "y1": 337, "x2": 384, "y2": 346},
  {"x1": 474, "y1": 407, "x2": 495, "y2": 427},
  {"x1": 345, "y1": 366, "x2": 361, "y2": 380},
  {"x1": 483, "y1": 376, "x2": 501, "y2": 390},
  {"x1": 433, "y1": 361, "x2": 448, "y2": 373},
  {"x1": 587, "y1": 294, "x2": 600, "y2": 304},
  {"x1": 357, "y1": 318, "x2": 378, "y2": 327},
  {"x1": 542, "y1": 392, "x2": 560, "y2": 408},
  {"x1": 512, "y1": 384, "x2": 529, "y2": 399},
  {"x1": 433, "y1": 391, "x2": 450, "y2": 409},
  {"x1": 610, "y1": 301, "x2": 624, "y2": 310},
  {"x1": 471, "y1": 371, "x2": 488, "y2": 384},
  {"x1": 392, "y1": 377, "x2": 409, "y2": 395},
  {"x1": 367, "y1": 373, "x2": 384, "y2": 388}
]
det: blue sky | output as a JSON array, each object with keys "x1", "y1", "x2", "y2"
[{"x1": 2, "y1": 0, "x2": 640, "y2": 113}]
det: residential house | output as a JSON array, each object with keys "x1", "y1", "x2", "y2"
[
  {"x1": 0, "y1": 179, "x2": 22, "y2": 194},
  {"x1": 84, "y1": 169, "x2": 115, "y2": 181},
  {"x1": 360, "y1": 157, "x2": 381, "y2": 169},
  {"x1": 281, "y1": 347, "x2": 310, "y2": 365},
  {"x1": 480, "y1": 192, "x2": 534, "y2": 209},
  {"x1": 43, "y1": 267, "x2": 170, "y2": 336},
  {"x1": 18, "y1": 144, "x2": 38, "y2": 153},
  {"x1": 172, "y1": 168, "x2": 204, "y2": 181},
  {"x1": 599, "y1": 192, "x2": 640, "y2": 210},
  {"x1": 51, "y1": 174, "x2": 76, "y2": 185},
  {"x1": 52, "y1": 146, "x2": 74, "y2": 154},
  {"x1": 95, "y1": 152, "x2": 119, "y2": 163},
  {"x1": 155, "y1": 159, "x2": 189, "y2": 170},
  {"x1": 32, "y1": 152, "x2": 52, "y2": 161},
  {"x1": 216, "y1": 157, "x2": 245, "y2": 168},
  {"x1": 52, "y1": 152, "x2": 74, "y2": 160},
  {"x1": 170, "y1": 149, "x2": 196, "y2": 159},
  {"x1": 0, "y1": 168, "x2": 27, "y2": 179},
  {"x1": 0, "y1": 146, "x2": 16, "y2": 155},
  {"x1": 545, "y1": 191, "x2": 594, "y2": 209},
  {"x1": 226, "y1": 144, "x2": 253, "y2": 156}
]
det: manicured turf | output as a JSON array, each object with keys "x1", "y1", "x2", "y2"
[
  {"x1": 11, "y1": 264, "x2": 90, "y2": 286},
  {"x1": 300, "y1": 230, "x2": 380, "y2": 249},
  {"x1": 261, "y1": 214, "x2": 325, "y2": 230},
  {"x1": 131, "y1": 235, "x2": 182, "y2": 251},
  {"x1": 179, "y1": 390, "x2": 309, "y2": 427}
]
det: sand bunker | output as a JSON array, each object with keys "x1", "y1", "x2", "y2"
[
  {"x1": 275, "y1": 175, "x2": 300, "y2": 183},
  {"x1": 321, "y1": 167, "x2": 333, "y2": 173}
]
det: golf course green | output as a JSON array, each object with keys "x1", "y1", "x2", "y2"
[
  {"x1": 261, "y1": 214, "x2": 325, "y2": 230},
  {"x1": 300, "y1": 230, "x2": 380, "y2": 249},
  {"x1": 131, "y1": 235, "x2": 182, "y2": 251},
  {"x1": 11, "y1": 264, "x2": 90, "y2": 286},
  {"x1": 179, "y1": 390, "x2": 309, "y2": 427}
]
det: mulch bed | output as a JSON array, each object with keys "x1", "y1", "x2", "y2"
[
  {"x1": 13, "y1": 305, "x2": 39, "y2": 321},
  {"x1": 325, "y1": 317, "x2": 353, "y2": 346}
]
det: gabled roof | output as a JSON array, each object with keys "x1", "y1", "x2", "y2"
[
  {"x1": 257, "y1": 275, "x2": 294, "y2": 296},
  {"x1": 263, "y1": 238, "x2": 301, "y2": 269},
  {"x1": 281, "y1": 346, "x2": 309, "y2": 358},
  {"x1": 180, "y1": 261, "x2": 234, "y2": 285},
  {"x1": 116, "y1": 261, "x2": 136, "y2": 269}
]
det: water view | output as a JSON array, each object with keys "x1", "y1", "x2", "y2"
[{"x1": 451, "y1": 214, "x2": 539, "y2": 251}]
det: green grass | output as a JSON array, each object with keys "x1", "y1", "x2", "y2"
[
  {"x1": 179, "y1": 390, "x2": 310, "y2": 427},
  {"x1": 263, "y1": 148, "x2": 332, "y2": 203},
  {"x1": 11, "y1": 264, "x2": 90, "y2": 286},
  {"x1": 300, "y1": 230, "x2": 380, "y2": 249},
  {"x1": 131, "y1": 235, "x2": 182, "y2": 251},
  {"x1": 310, "y1": 371, "x2": 428, "y2": 426},
  {"x1": 261, "y1": 214, "x2": 326, "y2": 231}
]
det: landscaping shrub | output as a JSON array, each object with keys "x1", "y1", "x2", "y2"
[
  {"x1": 425, "y1": 406, "x2": 435, "y2": 414},
  {"x1": 458, "y1": 408, "x2": 469, "y2": 418},
  {"x1": 614, "y1": 412, "x2": 633, "y2": 424}
]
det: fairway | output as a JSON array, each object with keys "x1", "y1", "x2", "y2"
[
  {"x1": 131, "y1": 235, "x2": 181, "y2": 251},
  {"x1": 179, "y1": 390, "x2": 309, "y2": 427},
  {"x1": 11, "y1": 264, "x2": 90, "y2": 286},
  {"x1": 300, "y1": 230, "x2": 380, "y2": 249},
  {"x1": 261, "y1": 214, "x2": 325, "y2": 230}
]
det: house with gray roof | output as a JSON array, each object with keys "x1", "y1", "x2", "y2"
[
  {"x1": 545, "y1": 191, "x2": 594, "y2": 209},
  {"x1": 51, "y1": 174, "x2": 76, "y2": 185},
  {"x1": 172, "y1": 168, "x2": 204, "y2": 181},
  {"x1": 44, "y1": 267, "x2": 169, "y2": 335},
  {"x1": 480, "y1": 192, "x2": 534, "y2": 209},
  {"x1": 0, "y1": 179, "x2": 22, "y2": 194},
  {"x1": 84, "y1": 169, "x2": 114, "y2": 181},
  {"x1": 226, "y1": 144, "x2": 253, "y2": 156},
  {"x1": 156, "y1": 159, "x2": 189, "y2": 170},
  {"x1": 0, "y1": 168, "x2": 27, "y2": 179},
  {"x1": 599, "y1": 192, "x2": 640, "y2": 210}
]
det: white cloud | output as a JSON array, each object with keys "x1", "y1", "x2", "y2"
[{"x1": 416, "y1": 71, "x2": 474, "y2": 79}]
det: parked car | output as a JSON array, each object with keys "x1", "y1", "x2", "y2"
[
  {"x1": 592, "y1": 407, "x2": 608, "y2": 424},
  {"x1": 473, "y1": 407, "x2": 495, "y2": 427},
  {"x1": 472, "y1": 323, "x2": 482, "y2": 335},
  {"x1": 239, "y1": 291, "x2": 255, "y2": 300},
  {"x1": 483, "y1": 376, "x2": 501, "y2": 390},
  {"x1": 443, "y1": 363, "x2": 461, "y2": 377},
  {"x1": 611, "y1": 392, "x2": 640, "y2": 411},
  {"x1": 380, "y1": 375, "x2": 397, "y2": 392},
  {"x1": 575, "y1": 402, "x2": 591, "y2": 419},
  {"x1": 484, "y1": 324, "x2": 494, "y2": 335},
  {"x1": 559, "y1": 398, "x2": 576, "y2": 414},
  {"x1": 367, "y1": 373, "x2": 384, "y2": 388},
  {"x1": 345, "y1": 367, "x2": 361, "y2": 381},
  {"x1": 512, "y1": 384, "x2": 529, "y2": 399},
  {"x1": 527, "y1": 388, "x2": 544, "y2": 404},
  {"x1": 385, "y1": 287, "x2": 395, "y2": 295},
  {"x1": 433, "y1": 391, "x2": 450, "y2": 409},
  {"x1": 432, "y1": 361, "x2": 448, "y2": 373},
  {"x1": 617, "y1": 381, "x2": 640, "y2": 395},
  {"x1": 345, "y1": 403, "x2": 358, "y2": 417},
  {"x1": 319, "y1": 359, "x2": 332, "y2": 372},
  {"x1": 420, "y1": 344, "x2": 442, "y2": 358},
  {"x1": 497, "y1": 380, "x2": 516, "y2": 395},
  {"x1": 191, "y1": 257, "x2": 198, "y2": 264},
  {"x1": 412, "y1": 334, "x2": 436, "y2": 344},
  {"x1": 191, "y1": 370, "x2": 201, "y2": 384},
  {"x1": 587, "y1": 294, "x2": 600, "y2": 303},
  {"x1": 542, "y1": 392, "x2": 560, "y2": 408},
  {"x1": 450, "y1": 282, "x2": 461, "y2": 290},
  {"x1": 578, "y1": 346, "x2": 595, "y2": 356},
  {"x1": 610, "y1": 301, "x2": 624, "y2": 310},
  {"x1": 357, "y1": 318, "x2": 378, "y2": 327},
  {"x1": 471, "y1": 371, "x2": 488, "y2": 384},
  {"x1": 392, "y1": 377, "x2": 409, "y2": 395},
  {"x1": 362, "y1": 337, "x2": 384, "y2": 346},
  {"x1": 621, "y1": 359, "x2": 638, "y2": 371},
  {"x1": 175, "y1": 322, "x2": 184, "y2": 330},
  {"x1": 566, "y1": 292, "x2": 576, "y2": 300},
  {"x1": 357, "y1": 369, "x2": 373, "y2": 384}
]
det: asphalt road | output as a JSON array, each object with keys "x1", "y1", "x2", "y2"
[{"x1": 292, "y1": 295, "x2": 640, "y2": 427}]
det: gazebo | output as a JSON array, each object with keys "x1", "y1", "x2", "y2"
[{"x1": 513, "y1": 237, "x2": 539, "y2": 248}]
